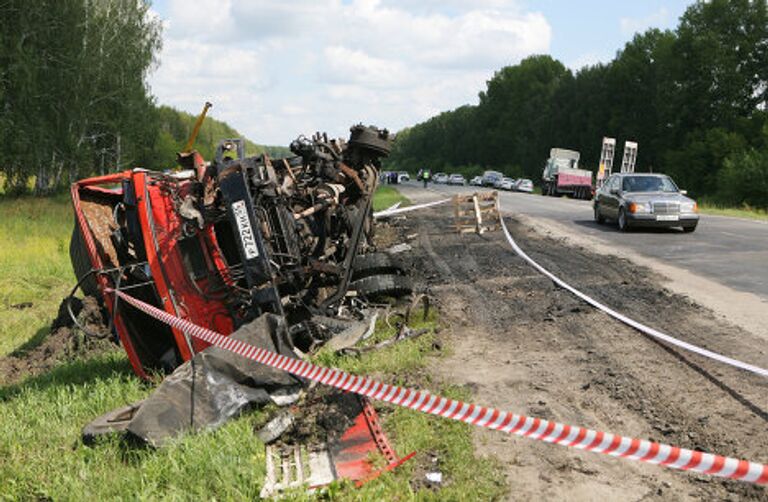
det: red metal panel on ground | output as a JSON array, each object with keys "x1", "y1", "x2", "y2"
[{"x1": 334, "y1": 396, "x2": 414, "y2": 485}]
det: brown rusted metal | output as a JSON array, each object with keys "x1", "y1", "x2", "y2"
[{"x1": 339, "y1": 162, "x2": 367, "y2": 193}]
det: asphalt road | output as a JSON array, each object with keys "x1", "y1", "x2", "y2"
[{"x1": 397, "y1": 182, "x2": 768, "y2": 300}]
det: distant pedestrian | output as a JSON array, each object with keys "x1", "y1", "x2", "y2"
[{"x1": 421, "y1": 168, "x2": 431, "y2": 188}]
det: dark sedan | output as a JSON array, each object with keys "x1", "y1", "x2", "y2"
[{"x1": 593, "y1": 173, "x2": 699, "y2": 232}]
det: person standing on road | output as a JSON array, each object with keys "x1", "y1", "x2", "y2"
[{"x1": 421, "y1": 168, "x2": 431, "y2": 188}]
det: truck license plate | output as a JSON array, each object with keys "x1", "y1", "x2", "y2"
[
  {"x1": 232, "y1": 200, "x2": 260, "y2": 259},
  {"x1": 656, "y1": 215, "x2": 679, "y2": 221}
]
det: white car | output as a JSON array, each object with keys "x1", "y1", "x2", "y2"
[
  {"x1": 433, "y1": 172, "x2": 449, "y2": 184},
  {"x1": 448, "y1": 174, "x2": 466, "y2": 185},
  {"x1": 498, "y1": 177, "x2": 516, "y2": 190},
  {"x1": 469, "y1": 176, "x2": 482, "y2": 186},
  {"x1": 397, "y1": 171, "x2": 410, "y2": 183},
  {"x1": 514, "y1": 179, "x2": 534, "y2": 193}
]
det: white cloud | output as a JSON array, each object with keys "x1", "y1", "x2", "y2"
[
  {"x1": 322, "y1": 46, "x2": 410, "y2": 88},
  {"x1": 148, "y1": 0, "x2": 551, "y2": 145},
  {"x1": 619, "y1": 8, "x2": 670, "y2": 37}
]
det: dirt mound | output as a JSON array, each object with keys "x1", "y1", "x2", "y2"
[{"x1": 0, "y1": 296, "x2": 115, "y2": 386}]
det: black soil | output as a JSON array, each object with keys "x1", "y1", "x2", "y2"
[{"x1": 0, "y1": 296, "x2": 115, "y2": 385}]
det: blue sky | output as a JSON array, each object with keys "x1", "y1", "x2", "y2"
[
  {"x1": 148, "y1": 1, "x2": 693, "y2": 145},
  {"x1": 530, "y1": 0, "x2": 690, "y2": 68}
]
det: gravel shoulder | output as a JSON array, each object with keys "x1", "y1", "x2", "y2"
[{"x1": 387, "y1": 206, "x2": 768, "y2": 500}]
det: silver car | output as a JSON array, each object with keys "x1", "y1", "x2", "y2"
[
  {"x1": 514, "y1": 178, "x2": 534, "y2": 193},
  {"x1": 498, "y1": 177, "x2": 516, "y2": 190},
  {"x1": 593, "y1": 173, "x2": 699, "y2": 232},
  {"x1": 433, "y1": 172, "x2": 448, "y2": 184}
]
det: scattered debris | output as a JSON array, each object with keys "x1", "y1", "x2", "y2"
[
  {"x1": 322, "y1": 312, "x2": 378, "y2": 352},
  {"x1": 385, "y1": 242, "x2": 413, "y2": 254},
  {"x1": 260, "y1": 390, "x2": 413, "y2": 497},
  {"x1": 411, "y1": 451, "x2": 445, "y2": 492},
  {"x1": 256, "y1": 409, "x2": 296, "y2": 445},
  {"x1": 425, "y1": 471, "x2": 443, "y2": 484},
  {"x1": 340, "y1": 326, "x2": 429, "y2": 356}
]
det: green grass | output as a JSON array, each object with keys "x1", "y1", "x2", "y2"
[
  {"x1": 0, "y1": 190, "x2": 505, "y2": 500},
  {"x1": 698, "y1": 202, "x2": 768, "y2": 221},
  {"x1": 0, "y1": 308, "x2": 505, "y2": 500},
  {"x1": 0, "y1": 352, "x2": 272, "y2": 500},
  {"x1": 373, "y1": 185, "x2": 410, "y2": 212},
  {"x1": 0, "y1": 193, "x2": 74, "y2": 357}
]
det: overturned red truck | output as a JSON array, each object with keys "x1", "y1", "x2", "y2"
[{"x1": 69, "y1": 124, "x2": 411, "y2": 379}]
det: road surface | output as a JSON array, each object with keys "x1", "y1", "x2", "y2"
[{"x1": 397, "y1": 182, "x2": 768, "y2": 301}]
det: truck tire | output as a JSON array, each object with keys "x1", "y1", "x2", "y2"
[
  {"x1": 351, "y1": 252, "x2": 402, "y2": 281},
  {"x1": 70, "y1": 222, "x2": 99, "y2": 297},
  {"x1": 351, "y1": 274, "x2": 412, "y2": 300},
  {"x1": 683, "y1": 224, "x2": 697, "y2": 233}
]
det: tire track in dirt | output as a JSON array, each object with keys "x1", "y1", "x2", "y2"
[{"x1": 401, "y1": 209, "x2": 768, "y2": 500}]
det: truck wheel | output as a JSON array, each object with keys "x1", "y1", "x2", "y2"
[
  {"x1": 617, "y1": 208, "x2": 629, "y2": 232},
  {"x1": 351, "y1": 274, "x2": 412, "y2": 300},
  {"x1": 352, "y1": 252, "x2": 401, "y2": 281},
  {"x1": 593, "y1": 204, "x2": 605, "y2": 224},
  {"x1": 683, "y1": 224, "x2": 697, "y2": 233},
  {"x1": 70, "y1": 222, "x2": 99, "y2": 297}
]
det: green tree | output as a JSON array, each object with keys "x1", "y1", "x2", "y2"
[
  {"x1": 719, "y1": 147, "x2": 768, "y2": 208},
  {"x1": 0, "y1": 0, "x2": 161, "y2": 194},
  {"x1": 673, "y1": 0, "x2": 768, "y2": 131}
]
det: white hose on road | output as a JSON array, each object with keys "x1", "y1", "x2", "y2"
[
  {"x1": 498, "y1": 216, "x2": 768, "y2": 378},
  {"x1": 373, "y1": 198, "x2": 451, "y2": 218}
]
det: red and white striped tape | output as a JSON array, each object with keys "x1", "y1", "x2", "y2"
[{"x1": 111, "y1": 289, "x2": 768, "y2": 485}]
